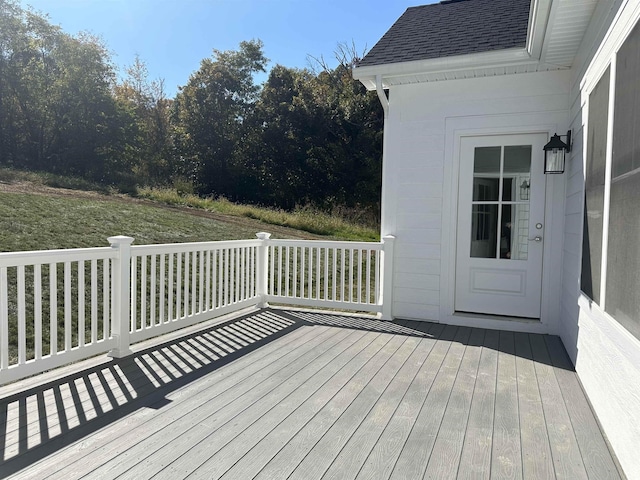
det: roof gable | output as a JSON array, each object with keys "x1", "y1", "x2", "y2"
[{"x1": 358, "y1": 0, "x2": 532, "y2": 68}]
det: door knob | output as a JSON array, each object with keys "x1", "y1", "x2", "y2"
[{"x1": 529, "y1": 236, "x2": 542, "y2": 242}]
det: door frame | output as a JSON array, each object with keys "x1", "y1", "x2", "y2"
[
  {"x1": 455, "y1": 133, "x2": 547, "y2": 319},
  {"x1": 440, "y1": 115, "x2": 568, "y2": 334}
]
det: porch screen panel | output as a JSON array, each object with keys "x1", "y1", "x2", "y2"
[
  {"x1": 605, "y1": 23, "x2": 640, "y2": 341},
  {"x1": 580, "y1": 67, "x2": 609, "y2": 303}
]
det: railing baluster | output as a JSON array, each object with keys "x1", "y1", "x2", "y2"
[
  {"x1": 141, "y1": 255, "x2": 147, "y2": 329},
  {"x1": 191, "y1": 251, "x2": 197, "y2": 315},
  {"x1": 176, "y1": 252, "x2": 182, "y2": 320},
  {"x1": 332, "y1": 248, "x2": 337, "y2": 302},
  {"x1": 64, "y1": 261, "x2": 71, "y2": 352},
  {"x1": 17, "y1": 266, "x2": 26, "y2": 364},
  {"x1": 160, "y1": 254, "x2": 166, "y2": 324},
  {"x1": 293, "y1": 247, "x2": 298, "y2": 298},
  {"x1": 315, "y1": 247, "x2": 320, "y2": 300},
  {"x1": 217, "y1": 249, "x2": 222, "y2": 308},
  {"x1": 131, "y1": 255, "x2": 138, "y2": 330},
  {"x1": 230, "y1": 248, "x2": 236, "y2": 304},
  {"x1": 34, "y1": 264, "x2": 42, "y2": 359},
  {"x1": 168, "y1": 253, "x2": 174, "y2": 322},
  {"x1": 78, "y1": 260, "x2": 85, "y2": 347},
  {"x1": 205, "y1": 250, "x2": 211, "y2": 311},
  {"x1": 358, "y1": 249, "x2": 363, "y2": 304},
  {"x1": 366, "y1": 249, "x2": 371, "y2": 304},
  {"x1": 375, "y1": 249, "x2": 381, "y2": 305},
  {"x1": 324, "y1": 248, "x2": 329, "y2": 301},
  {"x1": 102, "y1": 259, "x2": 109, "y2": 341},
  {"x1": 183, "y1": 251, "x2": 190, "y2": 317},
  {"x1": 241, "y1": 247, "x2": 246, "y2": 301},
  {"x1": 91, "y1": 259, "x2": 97, "y2": 344},
  {"x1": 151, "y1": 254, "x2": 157, "y2": 327},
  {"x1": 49, "y1": 263, "x2": 58, "y2": 355},
  {"x1": 269, "y1": 245, "x2": 274, "y2": 296},
  {"x1": 199, "y1": 250, "x2": 204, "y2": 313}
]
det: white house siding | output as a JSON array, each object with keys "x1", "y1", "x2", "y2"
[
  {"x1": 561, "y1": 0, "x2": 640, "y2": 477},
  {"x1": 383, "y1": 70, "x2": 571, "y2": 323}
]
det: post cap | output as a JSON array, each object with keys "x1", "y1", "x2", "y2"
[{"x1": 107, "y1": 236, "x2": 135, "y2": 246}]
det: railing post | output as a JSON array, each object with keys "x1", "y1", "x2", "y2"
[
  {"x1": 256, "y1": 232, "x2": 271, "y2": 308},
  {"x1": 379, "y1": 235, "x2": 396, "y2": 321},
  {"x1": 107, "y1": 235, "x2": 134, "y2": 358}
]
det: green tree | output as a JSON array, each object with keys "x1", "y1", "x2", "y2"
[
  {"x1": 114, "y1": 55, "x2": 173, "y2": 185},
  {"x1": 173, "y1": 39, "x2": 267, "y2": 197}
]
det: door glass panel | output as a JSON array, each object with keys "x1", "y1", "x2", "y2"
[
  {"x1": 473, "y1": 147, "x2": 501, "y2": 173},
  {"x1": 469, "y1": 143, "x2": 533, "y2": 259},
  {"x1": 473, "y1": 147, "x2": 501, "y2": 201},
  {"x1": 501, "y1": 204, "x2": 530, "y2": 260},
  {"x1": 471, "y1": 204, "x2": 498, "y2": 258},
  {"x1": 503, "y1": 146, "x2": 531, "y2": 201}
]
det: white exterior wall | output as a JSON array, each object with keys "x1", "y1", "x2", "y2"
[
  {"x1": 560, "y1": 0, "x2": 640, "y2": 477},
  {"x1": 383, "y1": 70, "x2": 570, "y2": 332}
]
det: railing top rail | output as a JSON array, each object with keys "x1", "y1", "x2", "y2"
[
  {"x1": 131, "y1": 239, "x2": 262, "y2": 255},
  {"x1": 0, "y1": 246, "x2": 116, "y2": 268},
  {"x1": 268, "y1": 239, "x2": 383, "y2": 249}
]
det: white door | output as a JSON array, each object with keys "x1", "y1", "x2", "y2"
[{"x1": 455, "y1": 134, "x2": 547, "y2": 318}]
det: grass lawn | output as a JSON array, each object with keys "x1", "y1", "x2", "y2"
[{"x1": 0, "y1": 190, "x2": 328, "y2": 253}]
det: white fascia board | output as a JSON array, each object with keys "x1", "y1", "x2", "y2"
[
  {"x1": 353, "y1": 47, "x2": 534, "y2": 90},
  {"x1": 527, "y1": 0, "x2": 554, "y2": 59}
]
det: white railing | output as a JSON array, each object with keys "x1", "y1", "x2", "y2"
[
  {"x1": 129, "y1": 239, "x2": 261, "y2": 345},
  {"x1": 0, "y1": 233, "x2": 394, "y2": 385},
  {"x1": 266, "y1": 239, "x2": 384, "y2": 313},
  {"x1": 0, "y1": 246, "x2": 118, "y2": 385}
]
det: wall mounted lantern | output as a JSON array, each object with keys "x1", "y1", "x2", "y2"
[
  {"x1": 543, "y1": 130, "x2": 571, "y2": 174},
  {"x1": 520, "y1": 179, "x2": 530, "y2": 200}
]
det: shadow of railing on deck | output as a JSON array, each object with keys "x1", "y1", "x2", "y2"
[
  {"x1": 0, "y1": 308, "x2": 575, "y2": 476},
  {"x1": 0, "y1": 309, "x2": 308, "y2": 475}
]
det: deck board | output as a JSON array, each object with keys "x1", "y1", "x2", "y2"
[
  {"x1": 0, "y1": 309, "x2": 622, "y2": 480},
  {"x1": 515, "y1": 332, "x2": 556, "y2": 479},
  {"x1": 491, "y1": 331, "x2": 523, "y2": 480},
  {"x1": 457, "y1": 329, "x2": 498, "y2": 480}
]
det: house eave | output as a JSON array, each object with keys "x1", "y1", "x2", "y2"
[{"x1": 353, "y1": 47, "x2": 544, "y2": 90}]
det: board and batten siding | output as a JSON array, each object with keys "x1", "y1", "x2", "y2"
[
  {"x1": 383, "y1": 70, "x2": 570, "y2": 325},
  {"x1": 561, "y1": 0, "x2": 640, "y2": 478}
]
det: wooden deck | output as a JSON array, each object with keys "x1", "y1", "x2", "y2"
[{"x1": 0, "y1": 309, "x2": 622, "y2": 479}]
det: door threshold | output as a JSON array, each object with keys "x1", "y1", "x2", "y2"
[
  {"x1": 447, "y1": 311, "x2": 547, "y2": 333},
  {"x1": 454, "y1": 311, "x2": 541, "y2": 323}
]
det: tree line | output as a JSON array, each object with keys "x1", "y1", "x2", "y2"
[{"x1": 0, "y1": 0, "x2": 383, "y2": 213}]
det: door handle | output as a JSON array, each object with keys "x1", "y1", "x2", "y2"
[{"x1": 528, "y1": 236, "x2": 542, "y2": 242}]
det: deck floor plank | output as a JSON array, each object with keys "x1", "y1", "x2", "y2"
[
  {"x1": 216, "y1": 330, "x2": 398, "y2": 480},
  {"x1": 353, "y1": 323, "x2": 448, "y2": 480},
  {"x1": 11, "y1": 319, "x2": 324, "y2": 479},
  {"x1": 83, "y1": 327, "x2": 353, "y2": 479},
  {"x1": 286, "y1": 334, "x2": 414, "y2": 480},
  {"x1": 423, "y1": 328, "x2": 485, "y2": 479},
  {"x1": 490, "y1": 331, "x2": 523, "y2": 480},
  {"x1": 164, "y1": 329, "x2": 379, "y2": 479},
  {"x1": 319, "y1": 332, "x2": 437, "y2": 480},
  {"x1": 457, "y1": 329, "x2": 499, "y2": 480},
  {"x1": 514, "y1": 332, "x2": 555, "y2": 480},
  {"x1": 389, "y1": 326, "x2": 471, "y2": 480},
  {"x1": 543, "y1": 335, "x2": 622, "y2": 480},
  {"x1": 529, "y1": 334, "x2": 588, "y2": 480},
  {"x1": 250, "y1": 331, "x2": 407, "y2": 480},
  {"x1": 0, "y1": 310, "x2": 623, "y2": 480}
]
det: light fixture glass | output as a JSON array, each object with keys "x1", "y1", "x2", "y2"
[
  {"x1": 543, "y1": 131, "x2": 571, "y2": 174},
  {"x1": 519, "y1": 179, "x2": 530, "y2": 200}
]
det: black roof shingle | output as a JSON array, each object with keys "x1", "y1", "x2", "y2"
[{"x1": 357, "y1": 0, "x2": 532, "y2": 68}]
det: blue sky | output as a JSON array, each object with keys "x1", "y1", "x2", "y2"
[{"x1": 23, "y1": 0, "x2": 434, "y2": 97}]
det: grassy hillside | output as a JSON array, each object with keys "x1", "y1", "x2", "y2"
[{"x1": 0, "y1": 168, "x2": 379, "y2": 252}]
